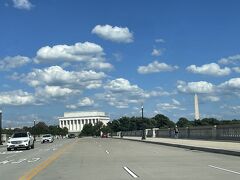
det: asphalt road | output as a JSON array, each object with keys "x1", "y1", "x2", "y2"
[
  {"x1": 1, "y1": 138, "x2": 240, "y2": 180},
  {"x1": 0, "y1": 138, "x2": 72, "y2": 180}
]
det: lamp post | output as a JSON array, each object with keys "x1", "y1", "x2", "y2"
[
  {"x1": 0, "y1": 110, "x2": 2, "y2": 145},
  {"x1": 141, "y1": 103, "x2": 146, "y2": 140},
  {"x1": 33, "y1": 120, "x2": 36, "y2": 141}
]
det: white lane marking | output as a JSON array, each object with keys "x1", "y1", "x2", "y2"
[
  {"x1": 0, "y1": 160, "x2": 13, "y2": 164},
  {"x1": 123, "y1": 166, "x2": 138, "y2": 178},
  {"x1": 5, "y1": 154, "x2": 16, "y2": 159},
  {"x1": 11, "y1": 159, "x2": 26, "y2": 164},
  {"x1": 27, "y1": 158, "x2": 40, "y2": 163},
  {"x1": 0, "y1": 151, "x2": 23, "y2": 155},
  {"x1": 106, "y1": 150, "x2": 109, "y2": 154},
  {"x1": 208, "y1": 165, "x2": 240, "y2": 175}
]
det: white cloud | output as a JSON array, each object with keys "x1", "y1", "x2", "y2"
[
  {"x1": 218, "y1": 54, "x2": 240, "y2": 65},
  {"x1": 219, "y1": 78, "x2": 240, "y2": 90},
  {"x1": 156, "y1": 101, "x2": 185, "y2": 111},
  {"x1": 12, "y1": 0, "x2": 33, "y2": 10},
  {"x1": 203, "y1": 96, "x2": 220, "y2": 102},
  {"x1": 0, "y1": 55, "x2": 31, "y2": 71},
  {"x1": 138, "y1": 61, "x2": 178, "y2": 74},
  {"x1": 177, "y1": 80, "x2": 214, "y2": 94},
  {"x1": 92, "y1": 24, "x2": 133, "y2": 43},
  {"x1": 147, "y1": 90, "x2": 171, "y2": 97},
  {"x1": 23, "y1": 66, "x2": 106, "y2": 89},
  {"x1": 0, "y1": 90, "x2": 35, "y2": 105},
  {"x1": 104, "y1": 78, "x2": 142, "y2": 93},
  {"x1": 186, "y1": 63, "x2": 231, "y2": 76},
  {"x1": 35, "y1": 86, "x2": 80, "y2": 99},
  {"x1": 34, "y1": 42, "x2": 104, "y2": 63},
  {"x1": 87, "y1": 61, "x2": 113, "y2": 71},
  {"x1": 97, "y1": 78, "x2": 146, "y2": 108},
  {"x1": 155, "y1": 38, "x2": 165, "y2": 43},
  {"x1": 233, "y1": 67, "x2": 240, "y2": 73},
  {"x1": 151, "y1": 48, "x2": 164, "y2": 56},
  {"x1": 66, "y1": 97, "x2": 94, "y2": 109},
  {"x1": 97, "y1": 78, "x2": 171, "y2": 108}
]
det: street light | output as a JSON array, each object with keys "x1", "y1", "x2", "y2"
[
  {"x1": 141, "y1": 103, "x2": 146, "y2": 140},
  {"x1": 33, "y1": 120, "x2": 36, "y2": 141},
  {"x1": 0, "y1": 110, "x2": 2, "y2": 145}
]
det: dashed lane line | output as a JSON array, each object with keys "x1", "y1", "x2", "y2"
[
  {"x1": 123, "y1": 166, "x2": 138, "y2": 178},
  {"x1": 208, "y1": 165, "x2": 240, "y2": 175}
]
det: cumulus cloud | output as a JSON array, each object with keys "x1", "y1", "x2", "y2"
[
  {"x1": 138, "y1": 61, "x2": 178, "y2": 74},
  {"x1": 12, "y1": 0, "x2": 33, "y2": 10},
  {"x1": 34, "y1": 42, "x2": 104, "y2": 63},
  {"x1": 0, "y1": 55, "x2": 31, "y2": 71},
  {"x1": 92, "y1": 24, "x2": 133, "y2": 43},
  {"x1": 23, "y1": 66, "x2": 106, "y2": 89},
  {"x1": 177, "y1": 81, "x2": 214, "y2": 94},
  {"x1": 0, "y1": 90, "x2": 35, "y2": 105},
  {"x1": 104, "y1": 78, "x2": 142, "y2": 93},
  {"x1": 219, "y1": 78, "x2": 240, "y2": 91},
  {"x1": 186, "y1": 63, "x2": 231, "y2": 76},
  {"x1": 218, "y1": 54, "x2": 240, "y2": 65},
  {"x1": 35, "y1": 86, "x2": 80, "y2": 99},
  {"x1": 97, "y1": 78, "x2": 171, "y2": 108},
  {"x1": 87, "y1": 61, "x2": 113, "y2": 71},
  {"x1": 96, "y1": 78, "x2": 146, "y2": 108},
  {"x1": 151, "y1": 48, "x2": 164, "y2": 56},
  {"x1": 66, "y1": 97, "x2": 94, "y2": 109}
]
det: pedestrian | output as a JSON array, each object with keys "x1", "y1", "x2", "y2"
[{"x1": 174, "y1": 125, "x2": 179, "y2": 138}]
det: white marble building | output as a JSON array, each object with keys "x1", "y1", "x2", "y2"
[{"x1": 59, "y1": 111, "x2": 110, "y2": 134}]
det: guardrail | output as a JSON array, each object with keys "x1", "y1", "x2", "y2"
[{"x1": 112, "y1": 124, "x2": 240, "y2": 141}]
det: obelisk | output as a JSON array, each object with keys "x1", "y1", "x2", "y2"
[{"x1": 194, "y1": 94, "x2": 200, "y2": 120}]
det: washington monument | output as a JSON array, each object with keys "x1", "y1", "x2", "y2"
[{"x1": 194, "y1": 94, "x2": 200, "y2": 120}]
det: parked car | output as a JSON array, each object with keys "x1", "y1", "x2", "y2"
[
  {"x1": 101, "y1": 133, "x2": 108, "y2": 138},
  {"x1": 41, "y1": 134, "x2": 54, "y2": 143},
  {"x1": 7, "y1": 132, "x2": 34, "y2": 151},
  {"x1": 68, "y1": 134, "x2": 76, "y2": 138}
]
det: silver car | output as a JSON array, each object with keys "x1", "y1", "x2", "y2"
[{"x1": 41, "y1": 134, "x2": 54, "y2": 143}]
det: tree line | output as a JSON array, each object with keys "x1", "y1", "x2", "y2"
[
  {"x1": 2, "y1": 122, "x2": 68, "y2": 136},
  {"x1": 3, "y1": 114, "x2": 240, "y2": 136},
  {"x1": 107, "y1": 114, "x2": 240, "y2": 133}
]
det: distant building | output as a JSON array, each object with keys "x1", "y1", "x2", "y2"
[{"x1": 58, "y1": 111, "x2": 110, "y2": 135}]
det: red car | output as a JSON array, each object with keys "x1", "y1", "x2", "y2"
[{"x1": 101, "y1": 134, "x2": 108, "y2": 138}]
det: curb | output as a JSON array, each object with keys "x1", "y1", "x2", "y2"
[{"x1": 114, "y1": 137, "x2": 240, "y2": 157}]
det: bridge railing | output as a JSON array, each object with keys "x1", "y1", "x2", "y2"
[{"x1": 113, "y1": 124, "x2": 240, "y2": 141}]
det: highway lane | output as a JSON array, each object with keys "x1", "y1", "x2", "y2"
[
  {"x1": 0, "y1": 138, "x2": 74, "y2": 180},
  {"x1": 31, "y1": 138, "x2": 240, "y2": 180}
]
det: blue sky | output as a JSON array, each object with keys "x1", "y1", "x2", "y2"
[{"x1": 1, "y1": 0, "x2": 240, "y2": 127}]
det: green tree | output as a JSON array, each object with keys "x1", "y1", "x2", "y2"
[
  {"x1": 153, "y1": 114, "x2": 175, "y2": 128},
  {"x1": 176, "y1": 117, "x2": 192, "y2": 127},
  {"x1": 92, "y1": 121, "x2": 103, "y2": 136},
  {"x1": 80, "y1": 124, "x2": 93, "y2": 136},
  {"x1": 34, "y1": 122, "x2": 49, "y2": 135}
]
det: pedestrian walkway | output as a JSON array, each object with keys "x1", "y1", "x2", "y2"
[{"x1": 114, "y1": 136, "x2": 240, "y2": 156}]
